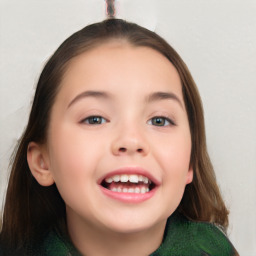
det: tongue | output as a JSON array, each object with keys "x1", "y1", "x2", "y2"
[{"x1": 108, "y1": 182, "x2": 149, "y2": 191}]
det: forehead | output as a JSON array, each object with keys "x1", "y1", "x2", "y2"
[{"x1": 58, "y1": 41, "x2": 183, "y2": 102}]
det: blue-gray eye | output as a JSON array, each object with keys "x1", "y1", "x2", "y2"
[
  {"x1": 83, "y1": 116, "x2": 107, "y2": 125},
  {"x1": 148, "y1": 117, "x2": 174, "y2": 126}
]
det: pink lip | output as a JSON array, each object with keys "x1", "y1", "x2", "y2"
[{"x1": 98, "y1": 166, "x2": 160, "y2": 203}]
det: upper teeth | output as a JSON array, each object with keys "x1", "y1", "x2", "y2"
[{"x1": 105, "y1": 174, "x2": 151, "y2": 184}]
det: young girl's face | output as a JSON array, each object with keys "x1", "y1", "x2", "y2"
[{"x1": 44, "y1": 41, "x2": 193, "y2": 234}]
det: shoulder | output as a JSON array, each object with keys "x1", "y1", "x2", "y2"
[
  {"x1": 151, "y1": 212, "x2": 238, "y2": 256},
  {"x1": 182, "y1": 218, "x2": 236, "y2": 255}
]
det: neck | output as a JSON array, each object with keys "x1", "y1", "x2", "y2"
[{"x1": 67, "y1": 212, "x2": 166, "y2": 256}]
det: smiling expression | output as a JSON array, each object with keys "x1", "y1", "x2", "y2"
[{"x1": 45, "y1": 41, "x2": 193, "y2": 234}]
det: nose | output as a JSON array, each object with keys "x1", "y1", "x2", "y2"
[{"x1": 111, "y1": 128, "x2": 149, "y2": 157}]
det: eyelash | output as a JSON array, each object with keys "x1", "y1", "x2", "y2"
[
  {"x1": 81, "y1": 116, "x2": 108, "y2": 125},
  {"x1": 147, "y1": 116, "x2": 176, "y2": 127},
  {"x1": 81, "y1": 115, "x2": 176, "y2": 127}
]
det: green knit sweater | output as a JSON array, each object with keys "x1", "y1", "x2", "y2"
[{"x1": 0, "y1": 212, "x2": 238, "y2": 256}]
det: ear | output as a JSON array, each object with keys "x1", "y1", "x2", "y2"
[
  {"x1": 186, "y1": 166, "x2": 193, "y2": 184},
  {"x1": 27, "y1": 142, "x2": 54, "y2": 186}
]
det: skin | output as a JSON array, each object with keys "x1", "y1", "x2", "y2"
[{"x1": 28, "y1": 41, "x2": 193, "y2": 256}]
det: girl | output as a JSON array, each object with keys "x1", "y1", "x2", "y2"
[{"x1": 0, "y1": 19, "x2": 238, "y2": 255}]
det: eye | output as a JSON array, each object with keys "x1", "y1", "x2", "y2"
[
  {"x1": 81, "y1": 116, "x2": 107, "y2": 125},
  {"x1": 148, "y1": 116, "x2": 175, "y2": 126}
]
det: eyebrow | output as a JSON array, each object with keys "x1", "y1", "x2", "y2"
[
  {"x1": 67, "y1": 90, "x2": 112, "y2": 108},
  {"x1": 146, "y1": 91, "x2": 184, "y2": 109},
  {"x1": 67, "y1": 90, "x2": 184, "y2": 109}
]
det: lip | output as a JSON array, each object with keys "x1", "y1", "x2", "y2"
[{"x1": 98, "y1": 166, "x2": 160, "y2": 203}]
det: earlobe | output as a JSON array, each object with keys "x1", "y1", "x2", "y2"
[
  {"x1": 186, "y1": 167, "x2": 193, "y2": 184},
  {"x1": 27, "y1": 142, "x2": 55, "y2": 186}
]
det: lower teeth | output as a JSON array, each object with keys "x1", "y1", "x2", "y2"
[{"x1": 110, "y1": 187, "x2": 149, "y2": 193}]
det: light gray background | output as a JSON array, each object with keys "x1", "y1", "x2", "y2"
[{"x1": 0, "y1": 0, "x2": 255, "y2": 255}]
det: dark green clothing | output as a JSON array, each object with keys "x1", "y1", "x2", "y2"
[{"x1": 0, "y1": 212, "x2": 237, "y2": 256}]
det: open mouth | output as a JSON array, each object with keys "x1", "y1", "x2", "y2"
[{"x1": 101, "y1": 174, "x2": 156, "y2": 193}]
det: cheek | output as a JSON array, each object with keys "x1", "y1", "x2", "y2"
[
  {"x1": 154, "y1": 131, "x2": 192, "y2": 206},
  {"x1": 47, "y1": 125, "x2": 97, "y2": 184},
  {"x1": 46, "y1": 130, "x2": 97, "y2": 207},
  {"x1": 49, "y1": 122, "x2": 101, "y2": 163},
  {"x1": 155, "y1": 131, "x2": 191, "y2": 174}
]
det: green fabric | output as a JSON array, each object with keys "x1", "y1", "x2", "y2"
[
  {"x1": 150, "y1": 213, "x2": 236, "y2": 256},
  {"x1": 0, "y1": 212, "x2": 237, "y2": 255},
  {"x1": 41, "y1": 213, "x2": 237, "y2": 256}
]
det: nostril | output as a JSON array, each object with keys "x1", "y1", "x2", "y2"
[{"x1": 115, "y1": 147, "x2": 145, "y2": 155}]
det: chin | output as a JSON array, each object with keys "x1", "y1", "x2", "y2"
[{"x1": 98, "y1": 211, "x2": 168, "y2": 235}]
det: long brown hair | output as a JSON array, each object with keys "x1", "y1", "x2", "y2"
[{"x1": 0, "y1": 19, "x2": 229, "y2": 249}]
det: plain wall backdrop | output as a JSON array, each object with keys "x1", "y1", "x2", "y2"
[{"x1": 0, "y1": 0, "x2": 255, "y2": 255}]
